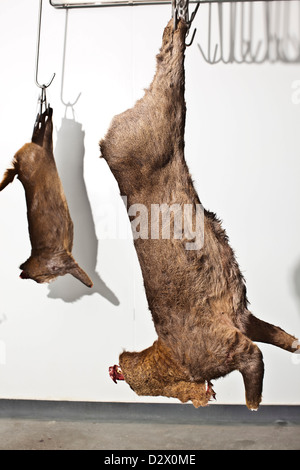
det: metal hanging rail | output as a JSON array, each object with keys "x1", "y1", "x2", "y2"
[{"x1": 49, "y1": 0, "x2": 296, "y2": 9}]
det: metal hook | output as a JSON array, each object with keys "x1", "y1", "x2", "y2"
[
  {"x1": 277, "y1": 1, "x2": 300, "y2": 63},
  {"x1": 172, "y1": 0, "x2": 200, "y2": 47},
  {"x1": 61, "y1": 9, "x2": 81, "y2": 109},
  {"x1": 35, "y1": 0, "x2": 55, "y2": 89},
  {"x1": 172, "y1": 0, "x2": 178, "y2": 31},
  {"x1": 186, "y1": 2, "x2": 200, "y2": 47},
  {"x1": 197, "y1": 3, "x2": 219, "y2": 64},
  {"x1": 39, "y1": 87, "x2": 47, "y2": 115},
  {"x1": 186, "y1": 28, "x2": 197, "y2": 47}
]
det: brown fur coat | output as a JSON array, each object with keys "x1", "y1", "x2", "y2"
[
  {"x1": 0, "y1": 107, "x2": 93, "y2": 288},
  {"x1": 100, "y1": 19, "x2": 299, "y2": 409}
]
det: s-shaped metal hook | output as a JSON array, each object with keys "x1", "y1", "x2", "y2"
[
  {"x1": 35, "y1": 0, "x2": 56, "y2": 114},
  {"x1": 172, "y1": 0, "x2": 200, "y2": 47},
  {"x1": 61, "y1": 9, "x2": 81, "y2": 117}
]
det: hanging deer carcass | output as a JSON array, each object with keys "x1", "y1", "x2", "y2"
[
  {"x1": 100, "y1": 19, "x2": 299, "y2": 409},
  {"x1": 0, "y1": 106, "x2": 93, "y2": 288}
]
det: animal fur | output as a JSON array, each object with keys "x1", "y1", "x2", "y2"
[
  {"x1": 100, "y1": 19, "x2": 299, "y2": 409},
  {"x1": 0, "y1": 106, "x2": 93, "y2": 288}
]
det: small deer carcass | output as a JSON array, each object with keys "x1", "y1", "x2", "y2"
[{"x1": 0, "y1": 106, "x2": 93, "y2": 288}]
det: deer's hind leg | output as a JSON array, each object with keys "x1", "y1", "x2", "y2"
[
  {"x1": 232, "y1": 332, "x2": 264, "y2": 410},
  {"x1": 237, "y1": 341, "x2": 264, "y2": 410},
  {"x1": 207, "y1": 326, "x2": 264, "y2": 410},
  {"x1": 244, "y1": 313, "x2": 299, "y2": 353}
]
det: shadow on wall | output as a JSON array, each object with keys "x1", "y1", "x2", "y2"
[
  {"x1": 46, "y1": 9, "x2": 118, "y2": 304},
  {"x1": 47, "y1": 114, "x2": 119, "y2": 305}
]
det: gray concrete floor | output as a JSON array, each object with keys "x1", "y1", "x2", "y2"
[
  {"x1": 0, "y1": 418, "x2": 299, "y2": 450},
  {"x1": 0, "y1": 401, "x2": 299, "y2": 450}
]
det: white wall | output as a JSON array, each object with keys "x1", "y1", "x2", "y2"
[{"x1": 0, "y1": 0, "x2": 299, "y2": 405}]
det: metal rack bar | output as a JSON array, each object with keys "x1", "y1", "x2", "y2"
[{"x1": 49, "y1": 0, "x2": 296, "y2": 9}]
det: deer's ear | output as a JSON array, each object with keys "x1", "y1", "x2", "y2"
[{"x1": 68, "y1": 261, "x2": 93, "y2": 288}]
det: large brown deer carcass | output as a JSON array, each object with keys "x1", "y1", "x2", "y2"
[
  {"x1": 101, "y1": 19, "x2": 299, "y2": 409},
  {"x1": 0, "y1": 106, "x2": 93, "y2": 288}
]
